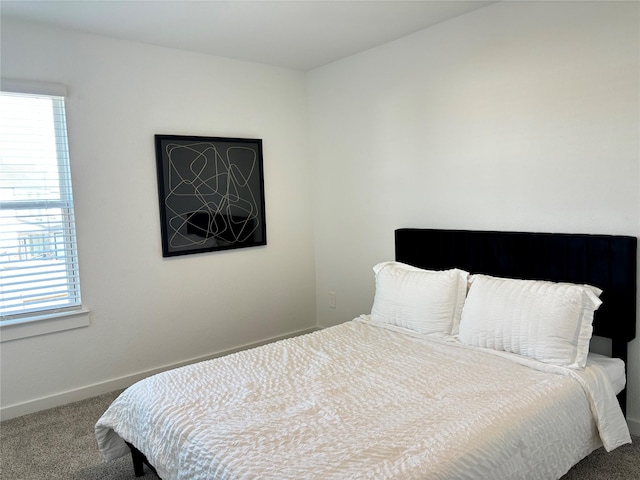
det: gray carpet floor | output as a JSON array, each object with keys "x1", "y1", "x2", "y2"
[{"x1": 0, "y1": 390, "x2": 638, "y2": 479}]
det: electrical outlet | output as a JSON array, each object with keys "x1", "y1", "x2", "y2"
[{"x1": 328, "y1": 291, "x2": 336, "y2": 309}]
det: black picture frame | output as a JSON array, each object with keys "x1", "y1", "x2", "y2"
[{"x1": 154, "y1": 134, "x2": 266, "y2": 257}]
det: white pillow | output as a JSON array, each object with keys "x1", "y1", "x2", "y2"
[
  {"x1": 371, "y1": 262, "x2": 469, "y2": 335},
  {"x1": 458, "y1": 274, "x2": 602, "y2": 369}
]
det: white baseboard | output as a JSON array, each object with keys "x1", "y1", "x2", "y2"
[
  {"x1": 0, "y1": 326, "x2": 319, "y2": 421},
  {"x1": 628, "y1": 417, "x2": 640, "y2": 436}
]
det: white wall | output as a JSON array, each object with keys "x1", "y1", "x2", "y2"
[
  {"x1": 0, "y1": 20, "x2": 317, "y2": 418},
  {"x1": 308, "y1": 1, "x2": 640, "y2": 428}
]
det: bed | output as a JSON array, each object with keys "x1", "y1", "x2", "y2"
[{"x1": 95, "y1": 228, "x2": 637, "y2": 480}]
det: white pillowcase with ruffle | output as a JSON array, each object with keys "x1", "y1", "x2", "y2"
[
  {"x1": 458, "y1": 274, "x2": 602, "y2": 369},
  {"x1": 371, "y1": 262, "x2": 469, "y2": 335}
]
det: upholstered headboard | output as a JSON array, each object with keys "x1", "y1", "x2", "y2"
[{"x1": 395, "y1": 228, "x2": 637, "y2": 411}]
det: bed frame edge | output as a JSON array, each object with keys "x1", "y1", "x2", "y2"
[{"x1": 125, "y1": 441, "x2": 159, "y2": 478}]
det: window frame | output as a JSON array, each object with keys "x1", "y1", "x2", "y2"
[{"x1": 0, "y1": 79, "x2": 89, "y2": 342}]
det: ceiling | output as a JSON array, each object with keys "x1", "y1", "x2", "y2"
[{"x1": 1, "y1": 1, "x2": 496, "y2": 71}]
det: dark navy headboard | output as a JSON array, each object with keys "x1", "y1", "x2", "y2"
[{"x1": 395, "y1": 228, "x2": 637, "y2": 412}]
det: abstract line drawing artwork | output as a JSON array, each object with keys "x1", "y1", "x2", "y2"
[{"x1": 155, "y1": 135, "x2": 266, "y2": 257}]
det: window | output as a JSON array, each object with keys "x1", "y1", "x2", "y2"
[{"x1": 0, "y1": 81, "x2": 83, "y2": 326}]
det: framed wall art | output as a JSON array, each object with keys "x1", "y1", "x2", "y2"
[{"x1": 154, "y1": 135, "x2": 266, "y2": 257}]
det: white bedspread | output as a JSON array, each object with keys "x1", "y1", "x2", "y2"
[{"x1": 95, "y1": 318, "x2": 630, "y2": 480}]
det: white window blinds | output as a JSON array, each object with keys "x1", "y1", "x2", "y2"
[{"x1": 0, "y1": 84, "x2": 82, "y2": 321}]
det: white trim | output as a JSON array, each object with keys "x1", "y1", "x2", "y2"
[
  {"x1": 0, "y1": 309, "x2": 90, "y2": 343},
  {"x1": 1, "y1": 78, "x2": 67, "y2": 97},
  {"x1": 0, "y1": 326, "x2": 319, "y2": 420},
  {"x1": 628, "y1": 417, "x2": 640, "y2": 436}
]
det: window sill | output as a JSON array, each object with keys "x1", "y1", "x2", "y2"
[{"x1": 0, "y1": 309, "x2": 90, "y2": 343}]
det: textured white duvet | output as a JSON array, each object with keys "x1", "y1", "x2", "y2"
[{"x1": 95, "y1": 318, "x2": 630, "y2": 480}]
